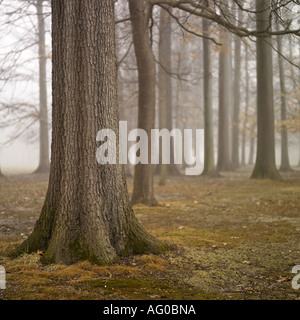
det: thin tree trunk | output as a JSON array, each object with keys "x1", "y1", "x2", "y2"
[
  {"x1": 251, "y1": 0, "x2": 281, "y2": 180},
  {"x1": 298, "y1": 40, "x2": 300, "y2": 167},
  {"x1": 129, "y1": 0, "x2": 157, "y2": 205},
  {"x1": 202, "y1": 17, "x2": 217, "y2": 176},
  {"x1": 164, "y1": 14, "x2": 179, "y2": 177},
  {"x1": 34, "y1": 0, "x2": 50, "y2": 173},
  {"x1": 248, "y1": 126, "x2": 255, "y2": 166},
  {"x1": 158, "y1": 9, "x2": 168, "y2": 186},
  {"x1": 118, "y1": 73, "x2": 132, "y2": 177},
  {"x1": 241, "y1": 45, "x2": 249, "y2": 166},
  {"x1": 289, "y1": 35, "x2": 300, "y2": 167},
  {"x1": 232, "y1": 9, "x2": 242, "y2": 169},
  {"x1": 175, "y1": 51, "x2": 181, "y2": 129},
  {"x1": 14, "y1": 0, "x2": 166, "y2": 265},
  {"x1": 276, "y1": 21, "x2": 292, "y2": 172},
  {"x1": 217, "y1": 24, "x2": 233, "y2": 171},
  {"x1": 156, "y1": 9, "x2": 179, "y2": 182}
]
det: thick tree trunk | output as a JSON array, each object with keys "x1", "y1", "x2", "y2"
[
  {"x1": 231, "y1": 10, "x2": 242, "y2": 169},
  {"x1": 34, "y1": 0, "x2": 50, "y2": 174},
  {"x1": 251, "y1": 0, "x2": 281, "y2": 180},
  {"x1": 202, "y1": 18, "x2": 217, "y2": 176},
  {"x1": 129, "y1": 0, "x2": 157, "y2": 205},
  {"x1": 217, "y1": 26, "x2": 233, "y2": 171},
  {"x1": 241, "y1": 45, "x2": 249, "y2": 166},
  {"x1": 276, "y1": 22, "x2": 292, "y2": 172},
  {"x1": 14, "y1": 0, "x2": 166, "y2": 265}
]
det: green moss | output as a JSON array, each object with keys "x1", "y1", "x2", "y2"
[
  {"x1": 68, "y1": 236, "x2": 114, "y2": 266},
  {"x1": 251, "y1": 163, "x2": 282, "y2": 181},
  {"x1": 123, "y1": 224, "x2": 171, "y2": 257},
  {"x1": 80, "y1": 277, "x2": 225, "y2": 300}
]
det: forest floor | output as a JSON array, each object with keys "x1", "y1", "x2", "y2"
[{"x1": 0, "y1": 166, "x2": 300, "y2": 300}]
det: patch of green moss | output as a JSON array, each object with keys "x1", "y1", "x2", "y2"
[
  {"x1": 80, "y1": 277, "x2": 225, "y2": 300},
  {"x1": 68, "y1": 236, "x2": 114, "y2": 266}
]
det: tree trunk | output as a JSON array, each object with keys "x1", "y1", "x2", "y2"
[
  {"x1": 129, "y1": 0, "x2": 158, "y2": 205},
  {"x1": 34, "y1": 0, "x2": 50, "y2": 173},
  {"x1": 156, "y1": 9, "x2": 179, "y2": 182},
  {"x1": 202, "y1": 18, "x2": 217, "y2": 176},
  {"x1": 231, "y1": 10, "x2": 242, "y2": 169},
  {"x1": 298, "y1": 132, "x2": 300, "y2": 167},
  {"x1": 14, "y1": 0, "x2": 166, "y2": 265},
  {"x1": 289, "y1": 36, "x2": 300, "y2": 167},
  {"x1": 158, "y1": 9, "x2": 168, "y2": 186},
  {"x1": 248, "y1": 128, "x2": 255, "y2": 166},
  {"x1": 297, "y1": 39, "x2": 300, "y2": 167},
  {"x1": 217, "y1": 25, "x2": 233, "y2": 171},
  {"x1": 118, "y1": 73, "x2": 132, "y2": 177},
  {"x1": 276, "y1": 22, "x2": 292, "y2": 171},
  {"x1": 251, "y1": 0, "x2": 281, "y2": 180},
  {"x1": 241, "y1": 45, "x2": 249, "y2": 166}
]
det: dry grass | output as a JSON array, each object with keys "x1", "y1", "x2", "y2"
[{"x1": 1, "y1": 168, "x2": 300, "y2": 300}]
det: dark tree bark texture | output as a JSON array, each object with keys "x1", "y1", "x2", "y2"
[{"x1": 14, "y1": 0, "x2": 166, "y2": 265}]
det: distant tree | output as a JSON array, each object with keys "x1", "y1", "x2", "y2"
[
  {"x1": 248, "y1": 122, "x2": 256, "y2": 166},
  {"x1": 231, "y1": 6, "x2": 242, "y2": 170},
  {"x1": 34, "y1": 0, "x2": 50, "y2": 173},
  {"x1": 157, "y1": 8, "x2": 169, "y2": 186},
  {"x1": 157, "y1": 8, "x2": 180, "y2": 185},
  {"x1": 126, "y1": 0, "x2": 299, "y2": 193},
  {"x1": 251, "y1": 0, "x2": 281, "y2": 180},
  {"x1": 202, "y1": 17, "x2": 217, "y2": 176},
  {"x1": 128, "y1": 0, "x2": 158, "y2": 205},
  {"x1": 217, "y1": 6, "x2": 233, "y2": 172},
  {"x1": 275, "y1": 19, "x2": 292, "y2": 172},
  {"x1": 0, "y1": 0, "x2": 51, "y2": 172},
  {"x1": 241, "y1": 44, "x2": 249, "y2": 167}
]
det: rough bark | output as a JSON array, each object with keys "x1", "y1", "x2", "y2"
[
  {"x1": 276, "y1": 22, "x2": 292, "y2": 172},
  {"x1": 14, "y1": 0, "x2": 166, "y2": 265},
  {"x1": 251, "y1": 0, "x2": 281, "y2": 180},
  {"x1": 129, "y1": 0, "x2": 158, "y2": 205},
  {"x1": 34, "y1": 0, "x2": 50, "y2": 173},
  {"x1": 202, "y1": 17, "x2": 217, "y2": 176}
]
